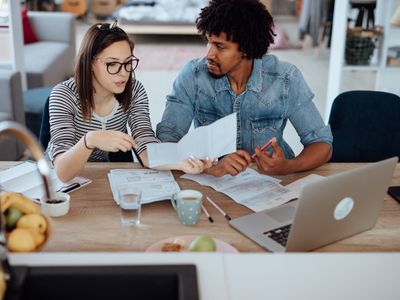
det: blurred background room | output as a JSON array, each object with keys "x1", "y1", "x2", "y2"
[{"x1": 0, "y1": 0, "x2": 399, "y2": 160}]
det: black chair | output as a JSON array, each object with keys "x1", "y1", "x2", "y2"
[
  {"x1": 39, "y1": 97, "x2": 133, "y2": 162},
  {"x1": 39, "y1": 96, "x2": 51, "y2": 149},
  {"x1": 328, "y1": 90, "x2": 400, "y2": 162},
  {"x1": 350, "y1": 1, "x2": 376, "y2": 29},
  {"x1": 24, "y1": 86, "x2": 53, "y2": 139}
]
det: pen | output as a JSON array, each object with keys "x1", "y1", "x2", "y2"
[
  {"x1": 251, "y1": 139, "x2": 273, "y2": 159},
  {"x1": 132, "y1": 147, "x2": 144, "y2": 167},
  {"x1": 59, "y1": 182, "x2": 80, "y2": 193},
  {"x1": 206, "y1": 196, "x2": 231, "y2": 221},
  {"x1": 201, "y1": 204, "x2": 214, "y2": 223}
]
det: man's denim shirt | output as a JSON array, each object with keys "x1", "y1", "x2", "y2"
[{"x1": 157, "y1": 54, "x2": 333, "y2": 159}]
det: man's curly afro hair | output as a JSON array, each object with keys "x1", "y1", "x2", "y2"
[{"x1": 196, "y1": 0, "x2": 275, "y2": 59}]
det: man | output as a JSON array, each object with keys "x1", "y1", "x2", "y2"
[{"x1": 157, "y1": 0, "x2": 332, "y2": 176}]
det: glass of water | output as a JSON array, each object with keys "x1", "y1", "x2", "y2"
[{"x1": 118, "y1": 187, "x2": 142, "y2": 226}]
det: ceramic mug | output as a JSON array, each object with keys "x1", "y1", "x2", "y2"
[{"x1": 171, "y1": 190, "x2": 202, "y2": 225}]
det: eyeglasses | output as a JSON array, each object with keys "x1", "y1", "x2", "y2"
[{"x1": 96, "y1": 56, "x2": 139, "y2": 75}]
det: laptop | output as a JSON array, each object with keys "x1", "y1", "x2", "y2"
[{"x1": 229, "y1": 157, "x2": 398, "y2": 252}]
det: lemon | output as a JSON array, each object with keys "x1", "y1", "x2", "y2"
[
  {"x1": 27, "y1": 228, "x2": 46, "y2": 247},
  {"x1": 8, "y1": 228, "x2": 36, "y2": 252},
  {"x1": 17, "y1": 213, "x2": 47, "y2": 234}
]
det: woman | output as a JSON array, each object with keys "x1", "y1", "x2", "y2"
[{"x1": 46, "y1": 21, "x2": 210, "y2": 182}]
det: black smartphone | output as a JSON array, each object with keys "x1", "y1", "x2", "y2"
[{"x1": 387, "y1": 186, "x2": 400, "y2": 204}]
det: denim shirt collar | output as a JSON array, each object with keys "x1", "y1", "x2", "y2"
[{"x1": 214, "y1": 58, "x2": 263, "y2": 94}]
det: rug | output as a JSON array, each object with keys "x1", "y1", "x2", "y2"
[{"x1": 133, "y1": 33, "x2": 300, "y2": 71}]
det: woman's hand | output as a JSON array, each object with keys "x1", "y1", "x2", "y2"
[
  {"x1": 179, "y1": 156, "x2": 214, "y2": 174},
  {"x1": 86, "y1": 130, "x2": 135, "y2": 152}
]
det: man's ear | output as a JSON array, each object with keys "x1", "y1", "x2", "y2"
[{"x1": 241, "y1": 53, "x2": 247, "y2": 59}]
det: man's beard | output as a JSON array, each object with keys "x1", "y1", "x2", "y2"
[{"x1": 208, "y1": 71, "x2": 225, "y2": 79}]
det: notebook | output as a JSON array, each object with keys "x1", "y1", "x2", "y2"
[
  {"x1": 229, "y1": 157, "x2": 398, "y2": 252},
  {"x1": 0, "y1": 161, "x2": 91, "y2": 201}
]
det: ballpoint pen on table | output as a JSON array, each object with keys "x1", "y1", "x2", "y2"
[
  {"x1": 59, "y1": 182, "x2": 80, "y2": 193},
  {"x1": 201, "y1": 204, "x2": 214, "y2": 223},
  {"x1": 132, "y1": 147, "x2": 144, "y2": 167},
  {"x1": 252, "y1": 139, "x2": 273, "y2": 159},
  {"x1": 206, "y1": 196, "x2": 231, "y2": 221}
]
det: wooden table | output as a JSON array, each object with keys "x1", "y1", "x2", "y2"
[{"x1": 2, "y1": 162, "x2": 400, "y2": 252}]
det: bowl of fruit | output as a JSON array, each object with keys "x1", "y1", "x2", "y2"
[{"x1": 1, "y1": 191, "x2": 52, "y2": 252}]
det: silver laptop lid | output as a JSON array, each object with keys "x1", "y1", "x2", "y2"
[{"x1": 285, "y1": 157, "x2": 398, "y2": 251}]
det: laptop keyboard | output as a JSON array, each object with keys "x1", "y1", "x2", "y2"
[{"x1": 263, "y1": 224, "x2": 292, "y2": 247}]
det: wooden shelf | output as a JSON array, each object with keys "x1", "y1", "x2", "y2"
[{"x1": 326, "y1": 0, "x2": 400, "y2": 120}]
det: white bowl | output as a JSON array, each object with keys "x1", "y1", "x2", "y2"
[{"x1": 41, "y1": 192, "x2": 70, "y2": 217}]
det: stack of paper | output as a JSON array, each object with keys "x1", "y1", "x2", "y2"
[
  {"x1": 107, "y1": 169, "x2": 180, "y2": 205},
  {"x1": 182, "y1": 169, "x2": 298, "y2": 212},
  {"x1": 0, "y1": 161, "x2": 92, "y2": 201}
]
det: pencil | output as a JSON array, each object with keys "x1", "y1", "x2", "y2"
[
  {"x1": 251, "y1": 139, "x2": 273, "y2": 159},
  {"x1": 132, "y1": 147, "x2": 144, "y2": 167},
  {"x1": 206, "y1": 196, "x2": 231, "y2": 221},
  {"x1": 201, "y1": 204, "x2": 214, "y2": 223}
]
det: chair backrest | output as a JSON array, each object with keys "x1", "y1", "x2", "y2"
[
  {"x1": 0, "y1": 70, "x2": 26, "y2": 160},
  {"x1": 328, "y1": 90, "x2": 400, "y2": 162},
  {"x1": 39, "y1": 96, "x2": 51, "y2": 149},
  {"x1": 39, "y1": 97, "x2": 133, "y2": 162}
]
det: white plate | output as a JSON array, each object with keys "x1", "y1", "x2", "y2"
[{"x1": 146, "y1": 235, "x2": 239, "y2": 253}]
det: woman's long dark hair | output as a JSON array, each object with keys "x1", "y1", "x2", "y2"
[{"x1": 75, "y1": 23, "x2": 134, "y2": 120}]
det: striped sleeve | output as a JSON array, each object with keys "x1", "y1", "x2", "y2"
[
  {"x1": 47, "y1": 82, "x2": 78, "y2": 162},
  {"x1": 128, "y1": 80, "x2": 159, "y2": 154}
]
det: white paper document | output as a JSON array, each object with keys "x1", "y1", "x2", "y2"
[
  {"x1": 107, "y1": 169, "x2": 180, "y2": 205},
  {"x1": 285, "y1": 174, "x2": 324, "y2": 194},
  {"x1": 182, "y1": 169, "x2": 298, "y2": 212},
  {"x1": 146, "y1": 113, "x2": 237, "y2": 167},
  {"x1": 0, "y1": 161, "x2": 91, "y2": 201}
]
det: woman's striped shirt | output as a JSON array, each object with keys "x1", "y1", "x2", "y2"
[{"x1": 46, "y1": 78, "x2": 159, "y2": 162}]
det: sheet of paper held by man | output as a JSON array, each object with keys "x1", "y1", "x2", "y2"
[
  {"x1": 182, "y1": 168, "x2": 298, "y2": 212},
  {"x1": 146, "y1": 113, "x2": 237, "y2": 167}
]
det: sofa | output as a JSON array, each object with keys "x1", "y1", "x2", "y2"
[
  {"x1": 0, "y1": 70, "x2": 26, "y2": 160},
  {"x1": 25, "y1": 11, "x2": 76, "y2": 89}
]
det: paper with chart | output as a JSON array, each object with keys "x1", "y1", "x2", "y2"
[
  {"x1": 107, "y1": 169, "x2": 180, "y2": 205},
  {"x1": 182, "y1": 168, "x2": 298, "y2": 212},
  {"x1": 0, "y1": 161, "x2": 91, "y2": 201},
  {"x1": 146, "y1": 113, "x2": 237, "y2": 167}
]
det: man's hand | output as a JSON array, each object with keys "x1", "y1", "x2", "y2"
[
  {"x1": 253, "y1": 137, "x2": 292, "y2": 175},
  {"x1": 254, "y1": 138, "x2": 332, "y2": 175},
  {"x1": 204, "y1": 150, "x2": 252, "y2": 177}
]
